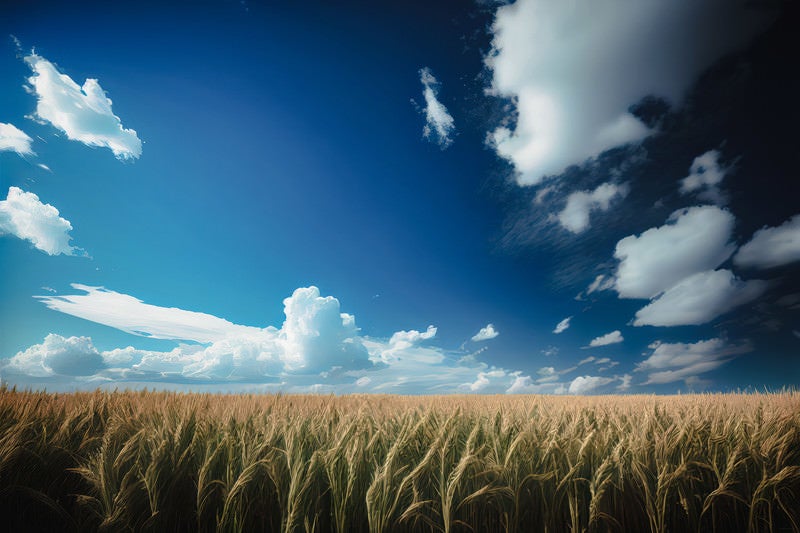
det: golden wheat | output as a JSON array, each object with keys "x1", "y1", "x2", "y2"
[{"x1": 0, "y1": 387, "x2": 798, "y2": 532}]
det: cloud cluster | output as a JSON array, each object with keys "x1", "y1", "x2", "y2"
[
  {"x1": 614, "y1": 206, "x2": 735, "y2": 299},
  {"x1": 419, "y1": 67, "x2": 455, "y2": 149},
  {"x1": 0, "y1": 186, "x2": 80, "y2": 255},
  {"x1": 4, "y1": 285, "x2": 564, "y2": 395},
  {"x1": 637, "y1": 338, "x2": 752, "y2": 385},
  {"x1": 735, "y1": 215, "x2": 800, "y2": 270},
  {"x1": 25, "y1": 53, "x2": 142, "y2": 160},
  {"x1": 557, "y1": 182, "x2": 628, "y2": 233},
  {"x1": 0, "y1": 122, "x2": 34, "y2": 156},
  {"x1": 610, "y1": 206, "x2": 765, "y2": 326},
  {"x1": 471, "y1": 323, "x2": 499, "y2": 342},
  {"x1": 485, "y1": 0, "x2": 770, "y2": 185}
]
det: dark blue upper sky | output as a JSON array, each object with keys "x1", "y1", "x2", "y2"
[{"x1": 0, "y1": 0, "x2": 797, "y2": 394}]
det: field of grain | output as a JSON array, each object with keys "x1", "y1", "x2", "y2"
[{"x1": 1, "y1": 387, "x2": 798, "y2": 532}]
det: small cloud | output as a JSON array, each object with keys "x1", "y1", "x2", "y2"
[
  {"x1": 637, "y1": 338, "x2": 752, "y2": 385},
  {"x1": 617, "y1": 374, "x2": 632, "y2": 391},
  {"x1": 587, "y1": 330, "x2": 623, "y2": 347},
  {"x1": 553, "y1": 316, "x2": 572, "y2": 334},
  {"x1": 37, "y1": 163, "x2": 51, "y2": 172},
  {"x1": 40, "y1": 286, "x2": 57, "y2": 293},
  {"x1": 679, "y1": 150, "x2": 729, "y2": 204},
  {"x1": 734, "y1": 214, "x2": 800, "y2": 270},
  {"x1": 578, "y1": 356, "x2": 595, "y2": 366},
  {"x1": 567, "y1": 375, "x2": 615, "y2": 395},
  {"x1": 471, "y1": 323, "x2": 499, "y2": 342},
  {"x1": 557, "y1": 182, "x2": 628, "y2": 233},
  {"x1": 0, "y1": 186, "x2": 81, "y2": 255},
  {"x1": 586, "y1": 274, "x2": 614, "y2": 295},
  {"x1": 0, "y1": 122, "x2": 35, "y2": 156},
  {"x1": 418, "y1": 67, "x2": 455, "y2": 149},
  {"x1": 541, "y1": 345, "x2": 558, "y2": 357},
  {"x1": 24, "y1": 51, "x2": 142, "y2": 160}
]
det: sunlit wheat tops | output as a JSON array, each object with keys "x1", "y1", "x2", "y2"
[{"x1": 1, "y1": 388, "x2": 799, "y2": 532}]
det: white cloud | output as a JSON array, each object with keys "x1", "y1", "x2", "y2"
[
  {"x1": 735, "y1": 215, "x2": 800, "y2": 270},
  {"x1": 578, "y1": 356, "x2": 595, "y2": 366},
  {"x1": 37, "y1": 284, "x2": 262, "y2": 343},
  {"x1": 586, "y1": 275, "x2": 614, "y2": 295},
  {"x1": 679, "y1": 150, "x2": 728, "y2": 204},
  {"x1": 0, "y1": 122, "x2": 34, "y2": 156},
  {"x1": 419, "y1": 67, "x2": 455, "y2": 149},
  {"x1": 553, "y1": 316, "x2": 572, "y2": 334},
  {"x1": 506, "y1": 375, "x2": 566, "y2": 394},
  {"x1": 637, "y1": 338, "x2": 751, "y2": 384},
  {"x1": 557, "y1": 182, "x2": 628, "y2": 233},
  {"x1": 613, "y1": 206, "x2": 735, "y2": 299},
  {"x1": 0, "y1": 186, "x2": 80, "y2": 255},
  {"x1": 5, "y1": 334, "x2": 105, "y2": 377},
  {"x1": 617, "y1": 374, "x2": 632, "y2": 391},
  {"x1": 633, "y1": 269, "x2": 766, "y2": 327},
  {"x1": 471, "y1": 323, "x2": 499, "y2": 342},
  {"x1": 485, "y1": 0, "x2": 770, "y2": 185},
  {"x1": 588, "y1": 330, "x2": 623, "y2": 347},
  {"x1": 25, "y1": 52, "x2": 141, "y2": 160},
  {"x1": 568, "y1": 375, "x2": 615, "y2": 395},
  {"x1": 6, "y1": 285, "x2": 549, "y2": 394}
]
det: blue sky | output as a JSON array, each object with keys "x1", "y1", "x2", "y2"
[{"x1": 0, "y1": 0, "x2": 798, "y2": 394}]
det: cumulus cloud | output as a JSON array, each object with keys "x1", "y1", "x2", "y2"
[
  {"x1": 553, "y1": 316, "x2": 572, "y2": 334},
  {"x1": 588, "y1": 330, "x2": 623, "y2": 347},
  {"x1": 4, "y1": 334, "x2": 105, "y2": 377},
  {"x1": 24, "y1": 52, "x2": 141, "y2": 160},
  {"x1": 557, "y1": 182, "x2": 628, "y2": 233},
  {"x1": 471, "y1": 323, "x2": 499, "y2": 342},
  {"x1": 633, "y1": 269, "x2": 766, "y2": 327},
  {"x1": 568, "y1": 375, "x2": 615, "y2": 395},
  {"x1": 0, "y1": 186, "x2": 80, "y2": 255},
  {"x1": 637, "y1": 338, "x2": 752, "y2": 385},
  {"x1": 613, "y1": 206, "x2": 735, "y2": 299},
  {"x1": 735, "y1": 215, "x2": 800, "y2": 269},
  {"x1": 485, "y1": 0, "x2": 771, "y2": 185},
  {"x1": 418, "y1": 67, "x2": 455, "y2": 148},
  {"x1": 5, "y1": 285, "x2": 549, "y2": 394},
  {"x1": 679, "y1": 150, "x2": 728, "y2": 204},
  {"x1": 0, "y1": 122, "x2": 34, "y2": 156}
]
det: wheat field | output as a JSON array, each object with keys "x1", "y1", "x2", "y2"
[{"x1": 0, "y1": 387, "x2": 798, "y2": 532}]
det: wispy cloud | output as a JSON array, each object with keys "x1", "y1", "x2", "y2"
[
  {"x1": 556, "y1": 182, "x2": 628, "y2": 233},
  {"x1": 553, "y1": 316, "x2": 572, "y2": 334},
  {"x1": 418, "y1": 67, "x2": 455, "y2": 149},
  {"x1": 0, "y1": 122, "x2": 34, "y2": 156},
  {"x1": 637, "y1": 338, "x2": 752, "y2": 385},
  {"x1": 24, "y1": 51, "x2": 142, "y2": 160},
  {"x1": 679, "y1": 150, "x2": 729, "y2": 205},
  {"x1": 0, "y1": 186, "x2": 81, "y2": 256}
]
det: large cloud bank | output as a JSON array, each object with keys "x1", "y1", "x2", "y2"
[{"x1": 2, "y1": 285, "x2": 623, "y2": 394}]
